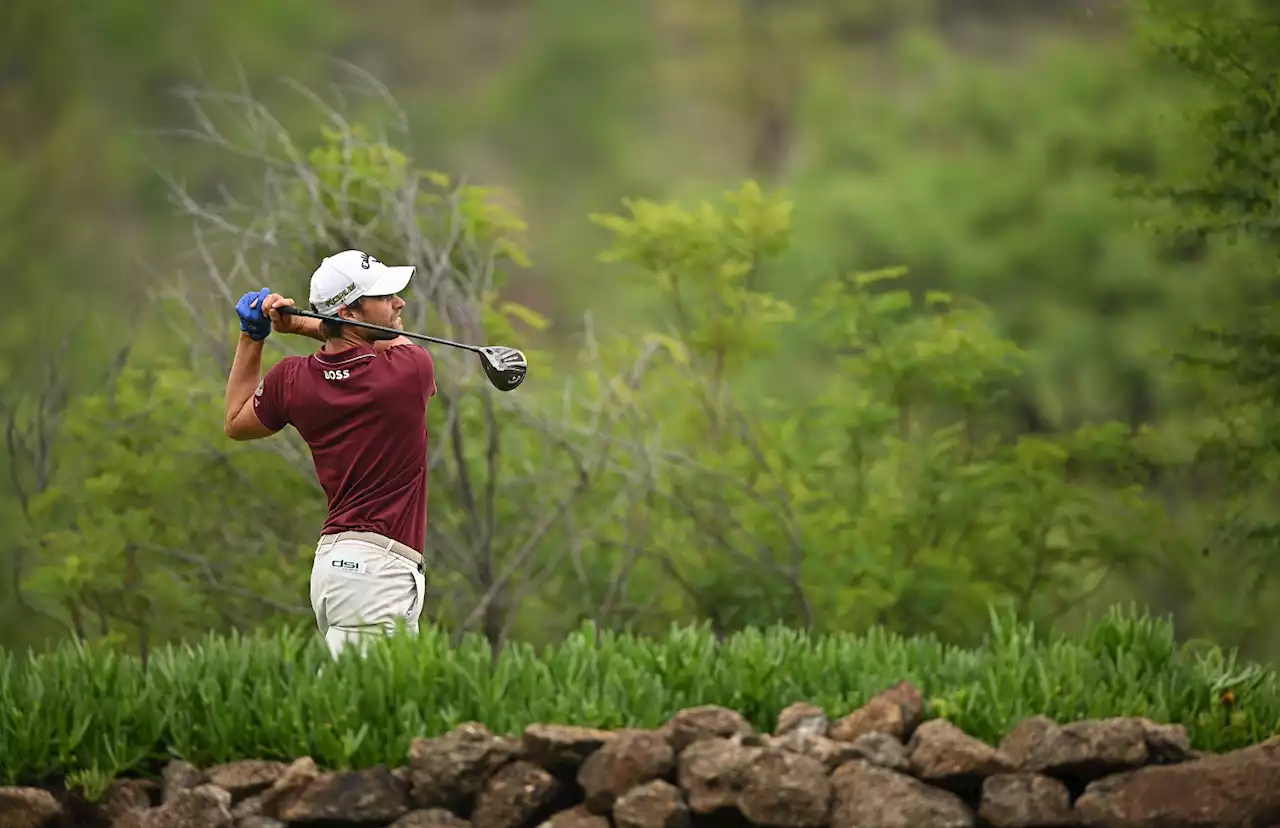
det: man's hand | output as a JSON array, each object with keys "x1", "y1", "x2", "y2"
[
  {"x1": 235, "y1": 288, "x2": 273, "y2": 341},
  {"x1": 262, "y1": 292, "x2": 325, "y2": 341},
  {"x1": 262, "y1": 293, "x2": 301, "y2": 334}
]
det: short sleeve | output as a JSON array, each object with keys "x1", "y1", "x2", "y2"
[
  {"x1": 252, "y1": 359, "x2": 292, "y2": 431},
  {"x1": 414, "y1": 345, "x2": 437, "y2": 400},
  {"x1": 377, "y1": 343, "x2": 436, "y2": 402}
]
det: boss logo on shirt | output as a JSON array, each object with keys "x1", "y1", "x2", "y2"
[{"x1": 323, "y1": 369, "x2": 351, "y2": 381}]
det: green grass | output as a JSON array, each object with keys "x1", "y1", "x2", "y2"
[{"x1": 1, "y1": 605, "x2": 1277, "y2": 791}]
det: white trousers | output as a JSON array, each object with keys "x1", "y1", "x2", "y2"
[{"x1": 310, "y1": 531, "x2": 426, "y2": 659}]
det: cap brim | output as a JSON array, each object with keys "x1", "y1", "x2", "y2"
[{"x1": 364, "y1": 265, "x2": 414, "y2": 298}]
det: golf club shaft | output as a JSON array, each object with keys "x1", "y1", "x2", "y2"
[{"x1": 278, "y1": 306, "x2": 480, "y2": 354}]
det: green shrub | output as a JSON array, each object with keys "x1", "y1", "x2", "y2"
[{"x1": 1, "y1": 605, "x2": 1275, "y2": 791}]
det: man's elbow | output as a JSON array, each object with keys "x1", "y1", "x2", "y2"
[{"x1": 224, "y1": 418, "x2": 268, "y2": 441}]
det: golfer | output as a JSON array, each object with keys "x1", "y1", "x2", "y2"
[{"x1": 223, "y1": 249, "x2": 436, "y2": 659}]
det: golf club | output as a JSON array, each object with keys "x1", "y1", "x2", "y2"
[{"x1": 279, "y1": 306, "x2": 528, "y2": 391}]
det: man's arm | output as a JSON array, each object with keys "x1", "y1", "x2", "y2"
[
  {"x1": 224, "y1": 333, "x2": 277, "y2": 441},
  {"x1": 224, "y1": 289, "x2": 305, "y2": 441},
  {"x1": 286, "y1": 311, "x2": 404, "y2": 351},
  {"x1": 262, "y1": 294, "x2": 325, "y2": 342},
  {"x1": 291, "y1": 316, "x2": 326, "y2": 342}
]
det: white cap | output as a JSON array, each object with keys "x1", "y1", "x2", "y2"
[{"x1": 308, "y1": 249, "x2": 414, "y2": 315}]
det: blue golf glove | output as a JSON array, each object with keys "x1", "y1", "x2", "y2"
[{"x1": 236, "y1": 288, "x2": 272, "y2": 341}]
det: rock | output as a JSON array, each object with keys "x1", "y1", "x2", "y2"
[
  {"x1": 676, "y1": 737, "x2": 763, "y2": 814},
  {"x1": 830, "y1": 696, "x2": 905, "y2": 744},
  {"x1": 775, "y1": 702, "x2": 829, "y2": 737},
  {"x1": 830, "y1": 759, "x2": 974, "y2": 828},
  {"x1": 0, "y1": 787, "x2": 63, "y2": 828},
  {"x1": 161, "y1": 759, "x2": 206, "y2": 803},
  {"x1": 470, "y1": 760, "x2": 563, "y2": 828},
  {"x1": 772, "y1": 728, "x2": 912, "y2": 773},
  {"x1": 883, "y1": 680, "x2": 926, "y2": 722},
  {"x1": 236, "y1": 818, "x2": 285, "y2": 828},
  {"x1": 206, "y1": 760, "x2": 289, "y2": 803},
  {"x1": 522, "y1": 724, "x2": 616, "y2": 776},
  {"x1": 273, "y1": 764, "x2": 409, "y2": 824},
  {"x1": 829, "y1": 681, "x2": 925, "y2": 744},
  {"x1": 614, "y1": 780, "x2": 690, "y2": 828},
  {"x1": 768, "y1": 730, "x2": 865, "y2": 772},
  {"x1": 978, "y1": 773, "x2": 1075, "y2": 827},
  {"x1": 999, "y1": 716, "x2": 1165, "y2": 782},
  {"x1": 538, "y1": 805, "x2": 611, "y2": 828},
  {"x1": 1138, "y1": 719, "x2": 1192, "y2": 765},
  {"x1": 230, "y1": 793, "x2": 263, "y2": 820},
  {"x1": 99, "y1": 778, "x2": 158, "y2": 821},
  {"x1": 408, "y1": 722, "x2": 523, "y2": 810},
  {"x1": 1073, "y1": 735, "x2": 1280, "y2": 828},
  {"x1": 116, "y1": 784, "x2": 234, "y2": 828},
  {"x1": 257, "y1": 756, "x2": 318, "y2": 819},
  {"x1": 907, "y1": 718, "x2": 1017, "y2": 793},
  {"x1": 848, "y1": 731, "x2": 913, "y2": 773},
  {"x1": 998, "y1": 717, "x2": 1058, "y2": 768},
  {"x1": 578, "y1": 729, "x2": 675, "y2": 814},
  {"x1": 661, "y1": 705, "x2": 755, "y2": 753},
  {"x1": 738, "y1": 748, "x2": 831, "y2": 828},
  {"x1": 389, "y1": 808, "x2": 472, "y2": 827}
]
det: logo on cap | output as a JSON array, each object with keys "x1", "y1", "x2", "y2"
[{"x1": 325, "y1": 282, "x2": 359, "y2": 309}]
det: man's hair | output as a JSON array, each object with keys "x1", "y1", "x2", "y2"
[{"x1": 313, "y1": 297, "x2": 362, "y2": 339}]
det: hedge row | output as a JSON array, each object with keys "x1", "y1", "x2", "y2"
[{"x1": 1, "y1": 606, "x2": 1277, "y2": 787}]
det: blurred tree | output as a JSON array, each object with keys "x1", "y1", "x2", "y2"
[
  {"x1": 1124, "y1": 0, "x2": 1280, "y2": 657},
  {"x1": 486, "y1": 0, "x2": 654, "y2": 196},
  {"x1": 767, "y1": 31, "x2": 1232, "y2": 435},
  {"x1": 585, "y1": 183, "x2": 1166, "y2": 644}
]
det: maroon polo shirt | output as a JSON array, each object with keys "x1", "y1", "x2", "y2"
[{"x1": 252, "y1": 341, "x2": 436, "y2": 554}]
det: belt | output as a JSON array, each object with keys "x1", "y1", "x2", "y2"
[{"x1": 317, "y1": 530, "x2": 424, "y2": 572}]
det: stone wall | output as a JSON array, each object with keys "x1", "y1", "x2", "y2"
[{"x1": 4, "y1": 680, "x2": 1279, "y2": 828}]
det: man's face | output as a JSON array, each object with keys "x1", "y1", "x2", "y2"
[{"x1": 347, "y1": 294, "x2": 405, "y2": 340}]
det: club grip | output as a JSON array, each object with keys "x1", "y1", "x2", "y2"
[{"x1": 277, "y1": 306, "x2": 333, "y2": 321}]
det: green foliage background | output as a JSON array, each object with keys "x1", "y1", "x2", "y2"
[{"x1": 3, "y1": 0, "x2": 1280, "y2": 678}]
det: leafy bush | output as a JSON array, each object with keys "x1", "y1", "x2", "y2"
[
  {"x1": 574, "y1": 182, "x2": 1169, "y2": 645},
  {"x1": 0, "y1": 606, "x2": 1275, "y2": 792},
  {"x1": 18, "y1": 356, "x2": 321, "y2": 653}
]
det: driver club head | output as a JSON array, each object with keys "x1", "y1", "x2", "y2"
[{"x1": 478, "y1": 346, "x2": 527, "y2": 391}]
